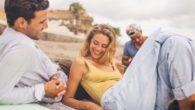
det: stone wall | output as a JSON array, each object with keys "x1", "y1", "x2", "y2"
[
  {"x1": 0, "y1": 20, "x2": 84, "y2": 43},
  {"x1": 41, "y1": 31, "x2": 84, "y2": 43}
]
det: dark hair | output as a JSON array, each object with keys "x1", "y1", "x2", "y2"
[{"x1": 4, "y1": 0, "x2": 49, "y2": 27}]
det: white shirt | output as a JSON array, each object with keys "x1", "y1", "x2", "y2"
[{"x1": 0, "y1": 28, "x2": 66, "y2": 104}]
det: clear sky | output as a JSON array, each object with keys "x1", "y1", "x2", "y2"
[{"x1": 0, "y1": 0, "x2": 195, "y2": 43}]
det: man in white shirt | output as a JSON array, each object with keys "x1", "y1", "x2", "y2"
[{"x1": 0, "y1": 0, "x2": 72, "y2": 109}]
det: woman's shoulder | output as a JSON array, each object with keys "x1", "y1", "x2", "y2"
[
  {"x1": 71, "y1": 57, "x2": 88, "y2": 74},
  {"x1": 72, "y1": 57, "x2": 88, "y2": 69},
  {"x1": 113, "y1": 60, "x2": 125, "y2": 74}
]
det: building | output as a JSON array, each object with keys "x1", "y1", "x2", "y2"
[{"x1": 48, "y1": 10, "x2": 93, "y2": 34}]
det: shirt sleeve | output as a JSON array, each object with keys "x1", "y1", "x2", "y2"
[
  {"x1": 0, "y1": 45, "x2": 45, "y2": 104},
  {"x1": 38, "y1": 49, "x2": 59, "y2": 78},
  {"x1": 0, "y1": 84, "x2": 45, "y2": 104},
  {"x1": 123, "y1": 41, "x2": 130, "y2": 56}
]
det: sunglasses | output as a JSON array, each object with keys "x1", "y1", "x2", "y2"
[
  {"x1": 128, "y1": 32, "x2": 136, "y2": 38},
  {"x1": 128, "y1": 32, "x2": 135, "y2": 36}
]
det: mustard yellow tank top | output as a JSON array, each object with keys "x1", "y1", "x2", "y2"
[{"x1": 81, "y1": 58, "x2": 122, "y2": 104}]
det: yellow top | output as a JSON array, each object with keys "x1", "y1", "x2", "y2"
[{"x1": 81, "y1": 58, "x2": 122, "y2": 104}]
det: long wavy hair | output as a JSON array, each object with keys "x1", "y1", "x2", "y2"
[{"x1": 80, "y1": 24, "x2": 117, "y2": 64}]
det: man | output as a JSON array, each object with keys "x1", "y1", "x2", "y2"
[
  {"x1": 0, "y1": 0, "x2": 72, "y2": 109},
  {"x1": 122, "y1": 24, "x2": 147, "y2": 67}
]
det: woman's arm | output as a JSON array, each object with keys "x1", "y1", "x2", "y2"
[{"x1": 63, "y1": 57, "x2": 102, "y2": 110}]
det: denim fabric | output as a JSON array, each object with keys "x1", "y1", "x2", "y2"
[
  {"x1": 155, "y1": 36, "x2": 195, "y2": 110},
  {"x1": 101, "y1": 29, "x2": 195, "y2": 110}
]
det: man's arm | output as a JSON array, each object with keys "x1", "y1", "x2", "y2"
[
  {"x1": 122, "y1": 55, "x2": 132, "y2": 67},
  {"x1": 122, "y1": 42, "x2": 133, "y2": 67},
  {"x1": 0, "y1": 46, "x2": 66, "y2": 104},
  {"x1": 0, "y1": 79, "x2": 66, "y2": 104},
  {"x1": 0, "y1": 46, "x2": 38, "y2": 104},
  {"x1": 0, "y1": 84, "x2": 44, "y2": 104}
]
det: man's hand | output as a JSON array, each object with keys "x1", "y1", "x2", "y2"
[
  {"x1": 44, "y1": 77, "x2": 66, "y2": 99},
  {"x1": 122, "y1": 56, "x2": 132, "y2": 67}
]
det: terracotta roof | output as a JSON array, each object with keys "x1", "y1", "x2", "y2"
[
  {"x1": 48, "y1": 10, "x2": 93, "y2": 21},
  {"x1": 48, "y1": 10, "x2": 73, "y2": 20},
  {"x1": 0, "y1": 9, "x2": 6, "y2": 20}
]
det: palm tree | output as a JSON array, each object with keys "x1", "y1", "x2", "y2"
[
  {"x1": 69, "y1": 2, "x2": 85, "y2": 35},
  {"x1": 112, "y1": 27, "x2": 121, "y2": 37}
]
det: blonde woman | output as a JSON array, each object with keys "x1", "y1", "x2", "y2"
[
  {"x1": 63, "y1": 24, "x2": 195, "y2": 110},
  {"x1": 63, "y1": 24, "x2": 120, "y2": 110}
]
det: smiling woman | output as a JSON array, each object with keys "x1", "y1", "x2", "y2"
[
  {"x1": 88, "y1": 33, "x2": 110, "y2": 60},
  {"x1": 80, "y1": 24, "x2": 117, "y2": 64},
  {"x1": 63, "y1": 24, "x2": 122, "y2": 110}
]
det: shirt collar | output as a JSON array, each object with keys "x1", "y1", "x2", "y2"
[{"x1": 4, "y1": 27, "x2": 36, "y2": 48}]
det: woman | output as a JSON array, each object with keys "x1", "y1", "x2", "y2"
[
  {"x1": 63, "y1": 24, "x2": 195, "y2": 110},
  {"x1": 63, "y1": 24, "x2": 121, "y2": 110}
]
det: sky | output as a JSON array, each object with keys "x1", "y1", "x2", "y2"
[{"x1": 0, "y1": 0, "x2": 195, "y2": 44}]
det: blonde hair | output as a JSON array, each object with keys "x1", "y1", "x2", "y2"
[{"x1": 80, "y1": 24, "x2": 117, "y2": 64}]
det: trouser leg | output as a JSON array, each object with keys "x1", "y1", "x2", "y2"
[
  {"x1": 102, "y1": 33, "x2": 161, "y2": 110},
  {"x1": 155, "y1": 36, "x2": 195, "y2": 110}
]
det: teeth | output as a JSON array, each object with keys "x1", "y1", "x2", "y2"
[
  {"x1": 94, "y1": 50, "x2": 100, "y2": 55},
  {"x1": 95, "y1": 52, "x2": 100, "y2": 55},
  {"x1": 136, "y1": 38, "x2": 139, "y2": 41}
]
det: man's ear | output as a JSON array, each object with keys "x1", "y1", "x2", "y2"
[{"x1": 15, "y1": 17, "x2": 27, "y2": 29}]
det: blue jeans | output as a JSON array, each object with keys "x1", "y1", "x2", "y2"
[
  {"x1": 155, "y1": 36, "x2": 195, "y2": 110},
  {"x1": 101, "y1": 29, "x2": 195, "y2": 110}
]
